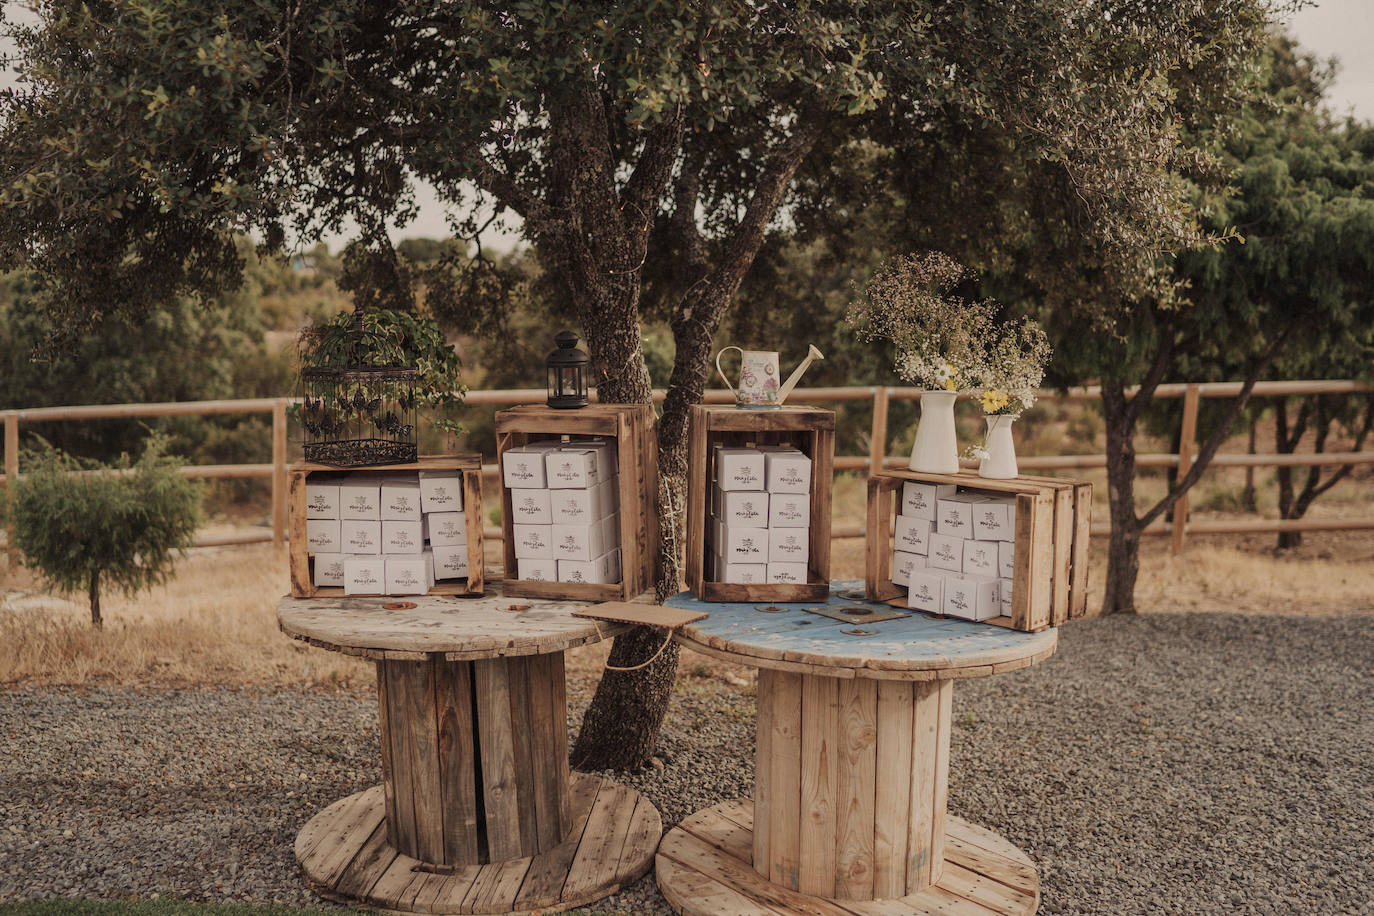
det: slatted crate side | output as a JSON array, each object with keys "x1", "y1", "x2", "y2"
[
  {"x1": 688, "y1": 405, "x2": 834, "y2": 604},
  {"x1": 863, "y1": 475, "x2": 904, "y2": 605},
  {"x1": 495, "y1": 404, "x2": 657, "y2": 602},
  {"x1": 288, "y1": 457, "x2": 485, "y2": 598}
]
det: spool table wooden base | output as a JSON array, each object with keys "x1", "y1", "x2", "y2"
[
  {"x1": 661, "y1": 584, "x2": 1056, "y2": 915},
  {"x1": 279, "y1": 593, "x2": 662, "y2": 914}
]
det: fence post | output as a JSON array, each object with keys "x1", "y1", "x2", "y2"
[
  {"x1": 4, "y1": 412, "x2": 17, "y2": 568},
  {"x1": 272, "y1": 399, "x2": 287, "y2": 549},
  {"x1": 1171, "y1": 384, "x2": 1201, "y2": 554},
  {"x1": 869, "y1": 387, "x2": 889, "y2": 475}
]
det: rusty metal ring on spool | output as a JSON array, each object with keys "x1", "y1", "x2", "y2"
[{"x1": 383, "y1": 601, "x2": 418, "y2": 611}]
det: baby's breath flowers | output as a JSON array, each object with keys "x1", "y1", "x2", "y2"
[
  {"x1": 847, "y1": 252, "x2": 994, "y2": 392},
  {"x1": 972, "y1": 318, "x2": 1052, "y2": 416}
]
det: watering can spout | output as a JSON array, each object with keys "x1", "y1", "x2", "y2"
[{"x1": 778, "y1": 345, "x2": 825, "y2": 405}]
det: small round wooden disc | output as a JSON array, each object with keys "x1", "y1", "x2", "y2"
[
  {"x1": 655, "y1": 800, "x2": 1039, "y2": 916},
  {"x1": 297, "y1": 774, "x2": 661, "y2": 915}
]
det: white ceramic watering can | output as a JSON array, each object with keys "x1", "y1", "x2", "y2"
[{"x1": 715, "y1": 344, "x2": 825, "y2": 409}]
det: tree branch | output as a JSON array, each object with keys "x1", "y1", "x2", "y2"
[{"x1": 1124, "y1": 318, "x2": 1177, "y2": 428}]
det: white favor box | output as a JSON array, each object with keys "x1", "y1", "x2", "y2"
[
  {"x1": 768, "y1": 528, "x2": 809, "y2": 563},
  {"x1": 943, "y1": 575, "x2": 1001, "y2": 621},
  {"x1": 558, "y1": 548, "x2": 620, "y2": 584},
  {"x1": 936, "y1": 492, "x2": 978, "y2": 538},
  {"x1": 1000, "y1": 581, "x2": 1014, "y2": 616},
  {"x1": 305, "y1": 481, "x2": 341, "y2": 519},
  {"x1": 426, "y1": 512, "x2": 467, "y2": 546},
  {"x1": 717, "y1": 490, "x2": 770, "y2": 527},
  {"x1": 381, "y1": 478, "x2": 422, "y2": 521},
  {"x1": 768, "y1": 492, "x2": 810, "y2": 528},
  {"x1": 502, "y1": 442, "x2": 561, "y2": 489},
  {"x1": 716, "y1": 448, "x2": 765, "y2": 491},
  {"x1": 927, "y1": 532, "x2": 964, "y2": 572},
  {"x1": 518, "y1": 557, "x2": 557, "y2": 582},
  {"x1": 891, "y1": 550, "x2": 926, "y2": 586},
  {"x1": 764, "y1": 451, "x2": 811, "y2": 494},
  {"x1": 340, "y1": 477, "x2": 381, "y2": 520},
  {"x1": 596, "y1": 477, "x2": 619, "y2": 518},
  {"x1": 962, "y1": 540, "x2": 998, "y2": 578},
  {"x1": 718, "y1": 561, "x2": 766, "y2": 584},
  {"x1": 907, "y1": 569, "x2": 945, "y2": 613},
  {"x1": 901, "y1": 481, "x2": 956, "y2": 521},
  {"x1": 716, "y1": 523, "x2": 769, "y2": 564},
  {"x1": 313, "y1": 553, "x2": 346, "y2": 588},
  {"x1": 306, "y1": 519, "x2": 341, "y2": 554},
  {"x1": 550, "y1": 521, "x2": 608, "y2": 562},
  {"x1": 341, "y1": 519, "x2": 381, "y2": 554},
  {"x1": 767, "y1": 562, "x2": 808, "y2": 584},
  {"x1": 972, "y1": 496, "x2": 1016, "y2": 541},
  {"x1": 385, "y1": 555, "x2": 431, "y2": 595},
  {"x1": 550, "y1": 482, "x2": 616, "y2": 525},
  {"x1": 418, "y1": 471, "x2": 464, "y2": 514},
  {"x1": 893, "y1": 516, "x2": 932, "y2": 555},
  {"x1": 512, "y1": 524, "x2": 553, "y2": 559},
  {"x1": 546, "y1": 448, "x2": 604, "y2": 489},
  {"x1": 999, "y1": 541, "x2": 1015, "y2": 578},
  {"x1": 510, "y1": 488, "x2": 552, "y2": 525},
  {"x1": 432, "y1": 545, "x2": 470, "y2": 580},
  {"x1": 576, "y1": 439, "x2": 619, "y2": 476},
  {"x1": 382, "y1": 520, "x2": 423, "y2": 555},
  {"x1": 343, "y1": 556, "x2": 385, "y2": 595}
]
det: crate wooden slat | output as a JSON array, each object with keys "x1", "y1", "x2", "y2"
[
  {"x1": 288, "y1": 455, "x2": 484, "y2": 598},
  {"x1": 686, "y1": 405, "x2": 835, "y2": 603},
  {"x1": 495, "y1": 404, "x2": 658, "y2": 603},
  {"x1": 864, "y1": 469, "x2": 1091, "y2": 632}
]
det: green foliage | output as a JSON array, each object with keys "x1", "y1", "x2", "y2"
[{"x1": 2, "y1": 435, "x2": 202, "y2": 625}]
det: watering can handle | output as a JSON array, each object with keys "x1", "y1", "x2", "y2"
[{"x1": 715, "y1": 347, "x2": 742, "y2": 398}]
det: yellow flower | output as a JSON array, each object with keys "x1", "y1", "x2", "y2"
[
  {"x1": 981, "y1": 389, "x2": 1010, "y2": 413},
  {"x1": 943, "y1": 378, "x2": 957, "y2": 392}
]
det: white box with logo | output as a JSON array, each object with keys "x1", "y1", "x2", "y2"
[
  {"x1": 306, "y1": 519, "x2": 341, "y2": 554},
  {"x1": 718, "y1": 561, "x2": 766, "y2": 584},
  {"x1": 717, "y1": 490, "x2": 770, "y2": 527},
  {"x1": 716, "y1": 523, "x2": 769, "y2": 564},
  {"x1": 892, "y1": 550, "x2": 927, "y2": 586},
  {"x1": 962, "y1": 540, "x2": 998, "y2": 578},
  {"x1": 382, "y1": 520, "x2": 423, "y2": 555},
  {"x1": 893, "y1": 516, "x2": 932, "y2": 555},
  {"x1": 942, "y1": 574, "x2": 1001, "y2": 621},
  {"x1": 416, "y1": 470, "x2": 463, "y2": 513},
  {"x1": 557, "y1": 548, "x2": 620, "y2": 584},
  {"x1": 502, "y1": 442, "x2": 562, "y2": 489},
  {"x1": 715, "y1": 448, "x2": 765, "y2": 491},
  {"x1": 340, "y1": 477, "x2": 381, "y2": 520},
  {"x1": 550, "y1": 521, "x2": 608, "y2": 563},
  {"x1": 901, "y1": 481, "x2": 956, "y2": 521},
  {"x1": 512, "y1": 524, "x2": 553, "y2": 559},
  {"x1": 906, "y1": 569, "x2": 945, "y2": 613},
  {"x1": 927, "y1": 532, "x2": 964, "y2": 572},
  {"x1": 768, "y1": 528, "x2": 809, "y2": 563},
  {"x1": 971, "y1": 495, "x2": 1016, "y2": 541},
  {"x1": 936, "y1": 492, "x2": 978, "y2": 538},
  {"x1": 768, "y1": 492, "x2": 810, "y2": 528},
  {"x1": 381, "y1": 477, "x2": 423, "y2": 521},
  {"x1": 340, "y1": 519, "x2": 381, "y2": 555},
  {"x1": 305, "y1": 481, "x2": 340, "y2": 519},
  {"x1": 517, "y1": 557, "x2": 557, "y2": 582},
  {"x1": 343, "y1": 556, "x2": 385, "y2": 595},
  {"x1": 546, "y1": 448, "x2": 604, "y2": 489},
  {"x1": 385, "y1": 555, "x2": 432, "y2": 595},
  {"x1": 998, "y1": 541, "x2": 1015, "y2": 578},
  {"x1": 509, "y1": 488, "x2": 552, "y2": 525},
  {"x1": 767, "y1": 562, "x2": 808, "y2": 584},
  {"x1": 432, "y1": 544, "x2": 470, "y2": 580},
  {"x1": 764, "y1": 451, "x2": 811, "y2": 494},
  {"x1": 1000, "y1": 578, "x2": 1014, "y2": 616},
  {"x1": 425, "y1": 511, "x2": 467, "y2": 546},
  {"x1": 313, "y1": 553, "x2": 346, "y2": 588}
]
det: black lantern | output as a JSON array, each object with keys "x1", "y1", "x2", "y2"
[
  {"x1": 300, "y1": 308, "x2": 420, "y2": 467},
  {"x1": 546, "y1": 330, "x2": 590, "y2": 409}
]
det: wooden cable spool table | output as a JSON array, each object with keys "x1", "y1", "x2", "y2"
[
  {"x1": 658, "y1": 581, "x2": 1058, "y2": 915},
  {"x1": 277, "y1": 592, "x2": 662, "y2": 915}
]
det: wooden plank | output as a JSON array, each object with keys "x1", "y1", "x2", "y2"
[
  {"x1": 872, "y1": 680, "x2": 913, "y2": 899},
  {"x1": 799, "y1": 674, "x2": 839, "y2": 897},
  {"x1": 406, "y1": 659, "x2": 446, "y2": 864},
  {"x1": 412, "y1": 866, "x2": 479, "y2": 914},
  {"x1": 810, "y1": 422, "x2": 835, "y2": 590},
  {"x1": 333, "y1": 818, "x2": 398, "y2": 900},
  {"x1": 383, "y1": 661, "x2": 419, "y2": 857},
  {"x1": 931, "y1": 681, "x2": 953, "y2": 886},
  {"x1": 295, "y1": 789, "x2": 377, "y2": 879},
  {"x1": 462, "y1": 469, "x2": 485, "y2": 596},
  {"x1": 376, "y1": 661, "x2": 400, "y2": 851},
  {"x1": 561, "y1": 782, "x2": 634, "y2": 901},
  {"x1": 1069, "y1": 482, "x2": 1093, "y2": 618},
  {"x1": 1048, "y1": 484, "x2": 1074, "y2": 626},
  {"x1": 700, "y1": 580, "x2": 831, "y2": 604},
  {"x1": 288, "y1": 471, "x2": 312, "y2": 596},
  {"x1": 511, "y1": 773, "x2": 598, "y2": 909},
  {"x1": 938, "y1": 860, "x2": 1035, "y2": 913},
  {"x1": 458, "y1": 858, "x2": 531, "y2": 915},
  {"x1": 435, "y1": 659, "x2": 480, "y2": 864},
  {"x1": 767, "y1": 670, "x2": 803, "y2": 890},
  {"x1": 864, "y1": 477, "x2": 905, "y2": 603},
  {"x1": 366, "y1": 854, "x2": 427, "y2": 912},
  {"x1": 615, "y1": 789, "x2": 666, "y2": 877},
  {"x1": 908, "y1": 680, "x2": 941, "y2": 890},
  {"x1": 942, "y1": 835, "x2": 1037, "y2": 895},
  {"x1": 525, "y1": 652, "x2": 567, "y2": 850},
  {"x1": 834, "y1": 678, "x2": 877, "y2": 900},
  {"x1": 655, "y1": 856, "x2": 790, "y2": 916},
  {"x1": 504, "y1": 655, "x2": 541, "y2": 855},
  {"x1": 572, "y1": 602, "x2": 708, "y2": 628},
  {"x1": 1172, "y1": 383, "x2": 1201, "y2": 554},
  {"x1": 680, "y1": 804, "x2": 755, "y2": 863},
  {"x1": 472, "y1": 657, "x2": 522, "y2": 861},
  {"x1": 753, "y1": 668, "x2": 773, "y2": 875},
  {"x1": 317, "y1": 796, "x2": 388, "y2": 889},
  {"x1": 548, "y1": 653, "x2": 572, "y2": 828}
]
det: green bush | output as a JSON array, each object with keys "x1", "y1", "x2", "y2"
[{"x1": 2, "y1": 435, "x2": 202, "y2": 627}]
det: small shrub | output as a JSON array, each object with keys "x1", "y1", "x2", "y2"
[{"x1": 1, "y1": 435, "x2": 202, "y2": 627}]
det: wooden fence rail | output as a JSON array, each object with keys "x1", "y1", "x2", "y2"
[{"x1": 2, "y1": 379, "x2": 1371, "y2": 563}]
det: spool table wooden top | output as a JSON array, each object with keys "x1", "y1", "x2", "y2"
[
  {"x1": 665, "y1": 579, "x2": 1057, "y2": 680},
  {"x1": 277, "y1": 590, "x2": 629, "y2": 662}
]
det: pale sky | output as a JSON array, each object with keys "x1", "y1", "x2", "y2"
[{"x1": 2, "y1": 1, "x2": 1370, "y2": 254}]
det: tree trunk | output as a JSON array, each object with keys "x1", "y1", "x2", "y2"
[
  {"x1": 1100, "y1": 380, "x2": 1142, "y2": 614},
  {"x1": 89, "y1": 570, "x2": 102, "y2": 629},
  {"x1": 1273, "y1": 400, "x2": 1301, "y2": 550},
  {"x1": 1242, "y1": 412, "x2": 1257, "y2": 513}
]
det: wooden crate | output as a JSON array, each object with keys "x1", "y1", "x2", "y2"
[
  {"x1": 864, "y1": 469, "x2": 1091, "y2": 631},
  {"x1": 686, "y1": 405, "x2": 835, "y2": 603},
  {"x1": 288, "y1": 455, "x2": 484, "y2": 598},
  {"x1": 495, "y1": 403, "x2": 658, "y2": 602}
]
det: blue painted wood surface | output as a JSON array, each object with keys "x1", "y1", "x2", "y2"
[{"x1": 666, "y1": 579, "x2": 1055, "y2": 672}]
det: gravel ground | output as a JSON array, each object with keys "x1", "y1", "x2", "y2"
[{"x1": 2, "y1": 612, "x2": 1372, "y2": 914}]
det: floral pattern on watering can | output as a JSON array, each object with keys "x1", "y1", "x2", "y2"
[{"x1": 716, "y1": 345, "x2": 824, "y2": 410}]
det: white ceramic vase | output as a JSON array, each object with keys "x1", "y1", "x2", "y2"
[
  {"x1": 979, "y1": 414, "x2": 1019, "y2": 479},
  {"x1": 909, "y1": 390, "x2": 960, "y2": 473}
]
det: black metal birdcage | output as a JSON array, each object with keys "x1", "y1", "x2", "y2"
[{"x1": 300, "y1": 310, "x2": 420, "y2": 467}]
